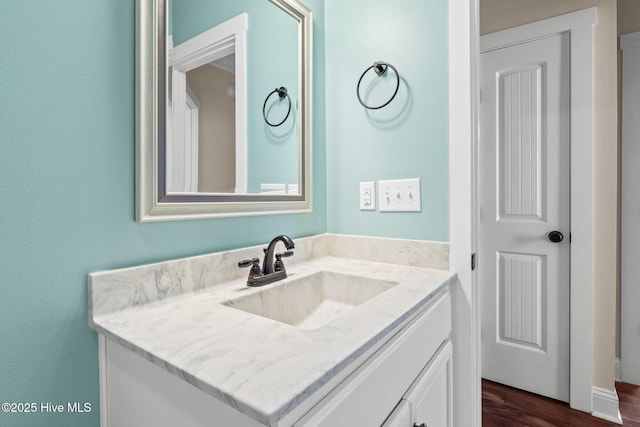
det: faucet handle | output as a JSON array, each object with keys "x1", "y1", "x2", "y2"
[
  {"x1": 274, "y1": 251, "x2": 294, "y2": 272},
  {"x1": 238, "y1": 257, "x2": 259, "y2": 268},
  {"x1": 238, "y1": 258, "x2": 262, "y2": 276}
]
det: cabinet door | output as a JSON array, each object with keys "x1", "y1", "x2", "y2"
[
  {"x1": 405, "y1": 341, "x2": 452, "y2": 427},
  {"x1": 382, "y1": 400, "x2": 411, "y2": 427}
]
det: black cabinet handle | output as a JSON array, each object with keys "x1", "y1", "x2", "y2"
[{"x1": 414, "y1": 423, "x2": 427, "y2": 427}]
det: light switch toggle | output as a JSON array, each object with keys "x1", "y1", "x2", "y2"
[{"x1": 378, "y1": 178, "x2": 421, "y2": 212}]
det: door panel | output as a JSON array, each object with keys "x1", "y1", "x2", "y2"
[
  {"x1": 497, "y1": 65, "x2": 542, "y2": 221},
  {"x1": 497, "y1": 252, "x2": 544, "y2": 351},
  {"x1": 480, "y1": 33, "x2": 570, "y2": 402}
]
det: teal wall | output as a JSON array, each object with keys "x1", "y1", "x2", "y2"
[
  {"x1": 0, "y1": 0, "x2": 449, "y2": 425},
  {"x1": 325, "y1": 0, "x2": 449, "y2": 241},
  {"x1": 0, "y1": 1, "x2": 325, "y2": 426},
  {"x1": 172, "y1": 0, "x2": 300, "y2": 192}
]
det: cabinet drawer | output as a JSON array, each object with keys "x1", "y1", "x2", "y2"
[{"x1": 294, "y1": 290, "x2": 451, "y2": 427}]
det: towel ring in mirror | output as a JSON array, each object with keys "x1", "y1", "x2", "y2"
[{"x1": 263, "y1": 86, "x2": 292, "y2": 127}]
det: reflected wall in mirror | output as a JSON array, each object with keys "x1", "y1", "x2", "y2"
[{"x1": 136, "y1": 0, "x2": 312, "y2": 222}]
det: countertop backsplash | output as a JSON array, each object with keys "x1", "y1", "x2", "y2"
[{"x1": 89, "y1": 233, "x2": 449, "y2": 322}]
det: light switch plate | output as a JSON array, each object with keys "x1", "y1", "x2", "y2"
[
  {"x1": 359, "y1": 181, "x2": 376, "y2": 210},
  {"x1": 378, "y1": 178, "x2": 421, "y2": 212}
]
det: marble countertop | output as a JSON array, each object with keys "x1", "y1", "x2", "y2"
[{"x1": 89, "y1": 240, "x2": 455, "y2": 425}]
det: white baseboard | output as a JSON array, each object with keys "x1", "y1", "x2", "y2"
[
  {"x1": 591, "y1": 386, "x2": 623, "y2": 424},
  {"x1": 615, "y1": 357, "x2": 621, "y2": 382}
]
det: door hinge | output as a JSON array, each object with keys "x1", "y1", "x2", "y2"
[{"x1": 471, "y1": 253, "x2": 477, "y2": 271}]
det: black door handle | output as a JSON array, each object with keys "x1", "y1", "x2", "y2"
[{"x1": 548, "y1": 231, "x2": 564, "y2": 243}]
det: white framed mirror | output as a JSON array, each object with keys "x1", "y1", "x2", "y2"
[{"x1": 136, "y1": 0, "x2": 312, "y2": 222}]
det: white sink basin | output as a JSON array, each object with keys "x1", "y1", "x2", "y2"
[{"x1": 222, "y1": 271, "x2": 398, "y2": 329}]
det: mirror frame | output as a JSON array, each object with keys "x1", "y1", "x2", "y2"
[{"x1": 136, "y1": 0, "x2": 313, "y2": 222}]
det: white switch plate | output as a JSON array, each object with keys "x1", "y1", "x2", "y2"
[
  {"x1": 378, "y1": 178, "x2": 421, "y2": 212},
  {"x1": 359, "y1": 181, "x2": 376, "y2": 210}
]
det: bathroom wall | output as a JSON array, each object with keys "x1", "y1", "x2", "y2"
[
  {"x1": 324, "y1": 0, "x2": 450, "y2": 242},
  {"x1": 0, "y1": 1, "x2": 325, "y2": 426},
  {"x1": 480, "y1": 0, "x2": 619, "y2": 392}
]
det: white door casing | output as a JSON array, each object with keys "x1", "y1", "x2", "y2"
[
  {"x1": 480, "y1": 33, "x2": 571, "y2": 402},
  {"x1": 478, "y1": 8, "x2": 596, "y2": 413},
  {"x1": 448, "y1": 0, "x2": 481, "y2": 425},
  {"x1": 167, "y1": 86, "x2": 200, "y2": 193}
]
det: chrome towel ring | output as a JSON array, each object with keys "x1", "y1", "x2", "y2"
[
  {"x1": 356, "y1": 61, "x2": 400, "y2": 110},
  {"x1": 263, "y1": 87, "x2": 292, "y2": 127}
]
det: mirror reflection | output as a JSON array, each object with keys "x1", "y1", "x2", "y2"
[
  {"x1": 185, "y1": 55, "x2": 237, "y2": 193},
  {"x1": 166, "y1": 0, "x2": 300, "y2": 195}
]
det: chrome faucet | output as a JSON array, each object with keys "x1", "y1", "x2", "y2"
[{"x1": 238, "y1": 235, "x2": 295, "y2": 287}]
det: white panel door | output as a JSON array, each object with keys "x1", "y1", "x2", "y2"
[{"x1": 479, "y1": 33, "x2": 570, "y2": 402}]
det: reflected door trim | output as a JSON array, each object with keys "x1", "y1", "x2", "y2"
[
  {"x1": 169, "y1": 13, "x2": 248, "y2": 195},
  {"x1": 135, "y1": 0, "x2": 313, "y2": 222}
]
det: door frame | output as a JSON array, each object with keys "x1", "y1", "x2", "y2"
[
  {"x1": 476, "y1": 8, "x2": 596, "y2": 413},
  {"x1": 448, "y1": 0, "x2": 481, "y2": 425},
  {"x1": 449, "y1": 4, "x2": 598, "y2": 425}
]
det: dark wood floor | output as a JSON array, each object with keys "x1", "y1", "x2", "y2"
[{"x1": 482, "y1": 379, "x2": 640, "y2": 426}]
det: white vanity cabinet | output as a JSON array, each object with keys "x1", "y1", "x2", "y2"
[
  {"x1": 292, "y1": 290, "x2": 452, "y2": 427},
  {"x1": 97, "y1": 290, "x2": 452, "y2": 427}
]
